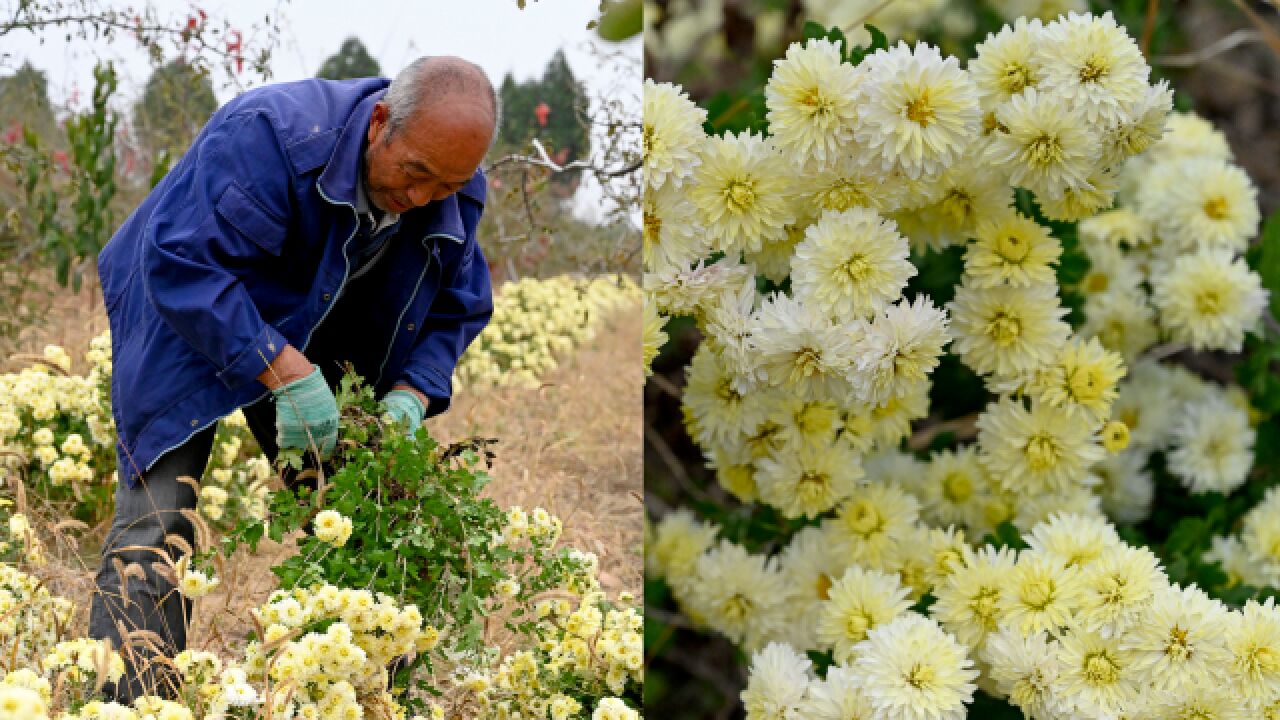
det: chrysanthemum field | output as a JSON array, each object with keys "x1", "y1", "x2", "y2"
[{"x1": 643, "y1": 6, "x2": 1280, "y2": 719}]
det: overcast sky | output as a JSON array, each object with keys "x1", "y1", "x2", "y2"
[{"x1": 1, "y1": 0, "x2": 641, "y2": 220}]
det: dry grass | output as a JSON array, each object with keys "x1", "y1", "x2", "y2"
[{"x1": 7, "y1": 272, "x2": 642, "y2": 660}]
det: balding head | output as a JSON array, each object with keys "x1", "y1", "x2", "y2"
[{"x1": 383, "y1": 56, "x2": 500, "y2": 148}]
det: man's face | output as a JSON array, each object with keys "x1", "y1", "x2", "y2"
[{"x1": 364, "y1": 98, "x2": 492, "y2": 214}]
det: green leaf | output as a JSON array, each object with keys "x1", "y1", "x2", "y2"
[
  {"x1": 1250, "y1": 209, "x2": 1280, "y2": 321},
  {"x1": 595, "y1": 0, "x2": 642, "y2": 42}
]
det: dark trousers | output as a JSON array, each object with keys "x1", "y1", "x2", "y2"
[{"x1": 86, "y1": 390, "x2": 329, "y2": 702}]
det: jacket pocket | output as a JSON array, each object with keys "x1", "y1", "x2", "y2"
[{"x1": 215, "y1": 181, "x2": 287, "y2": 256}]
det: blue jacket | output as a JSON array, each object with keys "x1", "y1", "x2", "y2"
[{"x1": 98, "y1": 78, "x2": 493, "y2": 486}]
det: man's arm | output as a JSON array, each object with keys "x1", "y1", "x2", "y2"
[{"x1": 141, "y1": 111, "x2": 295, "y2": 390}]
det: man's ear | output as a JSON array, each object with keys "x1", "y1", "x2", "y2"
[{"x1": 368, "y1": 102, "x2": 389, "y2": 145}]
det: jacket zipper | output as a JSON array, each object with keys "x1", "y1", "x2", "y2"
[{"x1": 372, "y1": 234, "x2": 455, "y2": 387}]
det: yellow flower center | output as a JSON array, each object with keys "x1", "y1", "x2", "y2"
[
  {"x1": 1065, "y1": 365, "x2": 1105, "y2": 404},
  {"x1": 1026, "y1": 134, "x2": 1065, "y2": 167},
  {"x1": 844, "y1": 499, "x2": 885, "y2": 537},
  {"x1": 815, "y1": 572, "x2": 833, "y2": 601},
  {"x1": 942, "y1": 471, "x2": 974, "y2": 503},
  {"x1": 1022, "y1": 576, "x2": 1056, "y2": 610},
  {"x1": 797, "y1": 472, "x2": 830, "y2": 503},
  {"x1": 970, "y1": 587, "x2": 1001, "y2": 626},
  {"x1": 1083, "y1": 650, "x2": 1120, "y2": 684},
  {"x1": 714, "y1": 376, "x2": 740, "y2": 404},
  {"x1": 643, "y1": 211, "x2": 661, "y2": 247},
  {"x1": 987, "y1": 311, "x2": 1023, "y2": 345},
  {"x1": 940, "y1": 188, "x2": 975, "y2": 225},
  {"x1": 845, "y1": 610, "x2": 874, "y2": 641},
  {"x1": 844, "y1": 253, "x2": 873, "y2": 283},
  {"x1": 905, "y1": 662, "x2": 937, "y2": 689},
  {"x1": 722, "y1": 594, "x2": 752, "y2": 622},
  {"x1": 642, "y1": 123, "x2": 655, "y2": 156},
  {"x1": 747, "y1": 421, "x2": 783, "y2": 459},
  {"x1": 1203, "y1": 195, "x2": 1231, "y2": 220},
  {"x1": 905, "y1": 92, "x2": 936, "y2": 127},
  {"x1": 1194, "y1": 289, "x2": 1224, "y2": 315},
  {"x1": 801, "y1": 88, "x2": 837, "y2": 121},
  {"x1": 817, "y1": 180, "x2": 871, "y2": 212},
  {"x1": 1079, "y1": 57, "x2": 1110, "y2": 83},
  {"x1": 1083, "y1": 270, "x2": 1110, "y2": 293},
  {"x1": 725, "y1": 179, "x2": 757, "y2": 213},
  {"x1": 1165, "y1": 625, "x2": 1193, "y2": 661},
  {"x1": 790, "y1": 346, "x2": 825, "y2": 382},
  {"x1": 1000, "y1": 63, "x2": 1035, "y2": 94},
  {"x1": 996, "y1": 231, "x2": 1033, "y2": 263},
  {"x1": 1024, "y1": 433, "x2": 1061, "y2": 471}
]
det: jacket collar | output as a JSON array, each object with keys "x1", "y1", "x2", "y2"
[{"x1": 316, "y1": 86, "x2": 474, "y2": 243}]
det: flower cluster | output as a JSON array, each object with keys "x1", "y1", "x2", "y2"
[
  {"x1": 455, "y1": 274, "x2": 642, "y2": 391},
  {"x1": 645, "y1": 10, "x2": 1277, "y2": 719},
  {"x1": 0, "y1": 503, "x2": 75, "y2": 673},
  {"x1": 454, "y1": 589, "x2": 643, "y2": 720}
]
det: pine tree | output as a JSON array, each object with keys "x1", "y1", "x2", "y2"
[{"x1": 317, "y1": 37, "x2": 382, "y2": 80}]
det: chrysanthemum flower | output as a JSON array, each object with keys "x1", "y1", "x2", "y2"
[
  {"x1": 1168, "y1": 395, "x2": 1255, "y2": 495},
  {"x1": 853, "y1": 613, "x2": 978, "y2": 720},
  {"x1": 969, "y1": 17, "x2": 1045, "y2": 111},
  {"x1": 748, "y1": 293, "x2": 857, "y2": 402},
  {"x1": 645, "y1": 256, "x2": 756, "y2": 321},
  {"x1": 689, "y1": 131, "x2": 796, "y2": 255},
  {"x1": 1154, "y1": 158, "x2": 1260, "y2": 254},
  {"x1": 1037, "y1": 166, "x2": 1119, "y2": 222},
  {"x1": 985, "y1": 88, "x2": 1098, "y2": 198},
  {"x1": 1080, "y1": 289, "x2": 1160, "y2": 363},
  {"x1": 1052, "y1": 623, "x2": 1143, "y2": 717},
  {"x1": 932, "y1": 545, "x2": 1018, "y2": 648},
  {"x1": 798, "y1": 664, "x2": 878, "y2": 720},
  {"x1": 1124, "y1": 583, "x2": 1233, "y2": 694},
  {"x1": 1101, "y1": 80, "x2": 1173, "y2": 167},
  {"x1": 1023, "y1": 511, "x2": 1120, "y2": 568},
  {"x1": 1035, "y1": 12, "x2": 1151, "y2": 126},
  {"x1": 999, "y1": 550, "x2": 1085, "y2": 636},
  {"x1": 685, "y1": 540, "x2": 791, "y2": 649},
  {"x1": 856, "y1": 42, "x2": 982, "y2": 181},
  {"x1": 643, "y1": 183, "x2": 708, "y2": 273},
  {"x1": 1029, "y1": 335, "x2": 1126, "y2": 425},
  {"x1": 642, "y1": 301, "x2": 668, "y2": 379},
  {"x1": 816, "y1": 565, "x2": 912, "y2": 664},
  {"x1": 895, "y1": 158, "x2": 1014, "y2": 253},
  {"x1": 1226, "y1": 598, "x2": 1280, "y2": 701},
  {"x1": 1151, "y1": 248, "x2": 1267, "y2": 353},
  {"x1": 646, "y1": 508, "x2": 719, "y2": 587},
  {"x1": 765, "y1": 38, "x2": 864, "y2": 170},
  {"x1": 1091, "y1": 448, "x2": 1153, "y2": 525},
  {"x1": 1074, "y1": 544, "x2": 1165, "y2": 635},
  {"x1": 948, "y1": 280, "x2": 1070, "y2": 378},
  {"x1": 643, "y1": 80, "x2": 707, "y2": 191},
  {"x1": 792, "y1": 207, "x2": 916, "y2": 320},
  {"x1": 964, "y1": 211, "x2": 1061, "y2": 288},
  {"x1": 796, "y1": 155, "x2": 900, "y2": 217},
  {"x1": 1242, "y1": 487, "x2": 1280, "y2": 587},
  {"x1": 848, "y1": 295, "x2": 950, "y2": 407},
  {"x1": 827, "y1": 482, "x2": 921, "y2": 568},
  {"x1": 921, "y1": 446, "x2": 990, "y2": 531},
  {"x1": 682, "y1": 344, "x2": 764, "y2": 452},
  {"x1": 756, "y1": 438, "x2": 864, "y2": 519},
  {"x1": 741, "y1": 642, "x2": 812, "y2": 720},
  {"x1": 978, "y1": 397, "x2": 1105, "y2": 494},
  {"x1": 980, "y1": 625, "x2": 1062, "y2": 719},
  {"x1": 778, "y1": 525, "x2": 857, "y2": 650}
]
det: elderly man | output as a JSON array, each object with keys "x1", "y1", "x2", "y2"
[{"x1": 89, "y1": 56, "x2": 498, "y2": 701}]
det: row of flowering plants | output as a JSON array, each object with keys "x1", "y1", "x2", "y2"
[
  {"x1": 643, "y1": 10, "x2": 1280, "y2": 719},
  {"x1": 0, "y1": 367, "x2": 643, "y2": 719}
]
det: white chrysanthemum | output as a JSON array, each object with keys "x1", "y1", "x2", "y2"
[
  {"x1": 1079, "y1": 238, "x2": 1144, "y2": 297},
  {"x1": 1124, "y1": 583, "x2": 1233, "y2": 694},
  {"x1": 798, "y1": 664, "x2": 877, "y2": 720},
  {"x1": 920, "y1": 446, "x2": 990, "y2": 532},
  {"x1": 1023, "y1": 511, "x2": 1120, "y2": 568},
  {"x1": 1152, "y1": 248, "x2": 1267, "y2": 353},
  {"x1": 1079, "y1": 206, "x2": 1154, "y2": 249},
  {"x1": 1013, "y1": 485, "x2": 1104, "y2": 534},
  {"x1": 756, "y1": 439, "x2": 864, "y2": 519},
  {"x1": 999, "y1": 550, "x2": 1084, "y2": 636},
  {"x1": 748, "y1": 293, "x2": 857, "y2": 402},
  {"x1": 1052, "y1": 623, "x2": 1143, "y2": 717},
  {"x1": 849, "y1": 295, "x2": 950, "y2": 408},
  {"x1": 765, "y1": 38, "x2": 864, "y2": 169},
  {"x1": 702, "y1": 280, "x2": 765, "y2": 391},
  {"x1": 856, "y1": 42, "x2": 982, "y2": 181},
  {"x1": 689, "y1": 131, "x2": 796, "y2": 255},
  {"x1": 948, "y1": 280, "x2": 1070, "y2": 379},
  {"x1": 852, "y1": 613, "x2": 977, "y2": 720},
  {"x1": 643, "y1": 80, "x2": 707, "y2": 191},
  {"x1": 1035, "y1": 12, "x2": 1150, "y2": 125},
  {"x1": 827, "y1": 482, "x2": 921, "y2": 568},
  {"x1": 1227, "y1": 598, "x2": 1280, "y2": 701},
  {"x1": 1150, "y1": 687, "x2": 1250, "y2": 720},
  {"x1": 1101, "y1": 79, "x2": 1173, "y2": 167},
  {"x1": 1168, "y1": 395, "x2": 1255, "y2": 495},
  {"x1": 969, "y1": 17, "x2": 1045, "y2": 111},
  {"x1": 644, "y1": 182, "x2": 709, "y2": 273},
  {"x1": 1154, "y1": 158, "x2": 1260, "y2": 254},
  {"x1": 816, "y1": 565, "x2": 912, "y2": 665},
  {"x1": 1028, "y1": 335, "x2": 1126, "y2": 426},
  {"x1": 1080, "y1": 288, "x2": 1159, "y2": 363},
  {"x1": 685, "y1": 541, "x2": 791, "y2": 649},
  {"x1": 1242, "y1": 487, "x2": 1280, "y2": 587},
  {"x1": 1091, "y1": 450, "x2": 1154, "y2": 525},
  {"x1": 646, "y1": 508, "x2": 720, "y2": 591},
  {"x1": 645, "y1": 256, "x2": 756, "y2": 320},
  {"x1": 981, "y1": 625, "x2": 1063, "y2": 719},
  {"x1": 795, "y1": 155, "x2": 902, "y2": 217},
  {"x1": 1151, "y1": 111, "x2": 1233, "y2": 163},
  {"x1": 1074, "y1": 543, "x2": 1165, "y2": 635},
  {"x1": 792, "y1": 207, "x2": 916, "y2": 320},
  {"x1": 964, "y1": 210, "x2": 1060, "y2": 289},
  {"x1": 984, "y1": 88, "x2": 1098, "y2": 198},
  {"x1": 1037, "y1": 165, "x2": 1118, "y2": 222},
  {"x1": 741, "y1": 642, "x2": 812, "y2": 720},
  {"x1": 1110, "y1": 360, "x2": 1180, "y2": 448},
  {"x1": 895, "y1": 154, "x2": 1014, "y2": 252},
  {"x1": 683, "y1": 343, "x2": 766, "y2": 452},
  {"x1": 932, "y1": 545, "x2": 1018, "y2": 649},
  {"x1": 778, "y1": 525, "x2": 857, "y2": 650},
  {"x1": 978, "y1": 397, "x2": 1104, "y2": 494}
]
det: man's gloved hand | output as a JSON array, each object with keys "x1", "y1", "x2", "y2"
[
  {"x1": 382, "y1": 389, "x2": 426, "y2": 435},
  {"x1": 272, "y1": 366, "x2": 340, "y2": 458}
]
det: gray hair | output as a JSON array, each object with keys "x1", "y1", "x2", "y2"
[{"x1": 384, "y1": 56, "x2": 502, "y2": 150}]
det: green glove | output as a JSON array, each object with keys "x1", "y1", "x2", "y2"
[
  {"x1": 272, "y1": 366, "x2": 339, "y2": 458},
  {"x1": 382, "y1": 389, "x2": 425, "y2": 434}
]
